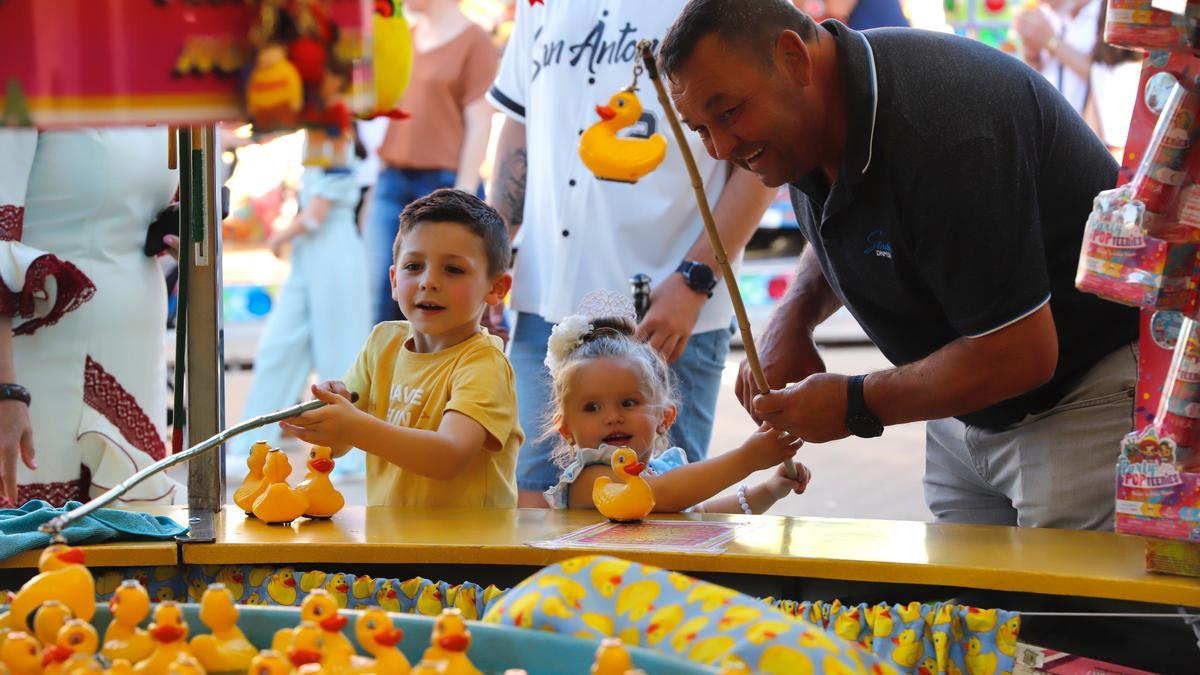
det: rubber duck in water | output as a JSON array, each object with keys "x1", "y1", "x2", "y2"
[
  {"x1": 32, "y1": 600, "x2": 75, "y2": 647},
  {"x1": 247, "y1": 650, "x2": 291, "y2": 675},
  {"x1": 7, "y1": 545, "x2": 95, "y2": 630},
  {"x1": 297, "y1": 446, "x2": 344, "y2": 519},
  {"x1": 190, "y1": 584, "x2": 256, "y2": 672},
  {"x1": 420, "y1": 609, "x2": 480, "y2": 675},
  {"x1": 103, "y1": 660, "x2": 134, "y2": 675},
  {"x1": 102, "y1": 581, "x2": 153, "y2": 663},
  {"x1": 44, "y1": 620, "x2": 99, "y2": 675},
  {"x1": 1, "y1": 632, "x2": 41, "y2": 675},
  {"x1": 284, "y1": 623, "x2": 325, "y2": 671},
  {"x1": 592, "y1": 447, "x2": 654, "y2": 522},
  {"x1": 234, "y1": 441, "x2": 272, "y2": 515},
  {"x1": 591, "y1": 638, "x2": 633, "y2": 675},
  {"x1": 252, "y1": 449, "x2": 309, "y2": 525},
  {"x1": 134, "y1": 602, "x2": 192, "y2": 674},
  {"x1": 579, "y1": 90, "x2": 667, "y2": 184},
  {"x1": 165, "y1": 655, "x2": 206, "y2": 675},
  {"x1": 271, "y1": 589, "x2": 352, "y2": 660},
  {"x1": 353, "y1": 609, "x2": 409, "y2": 674}
]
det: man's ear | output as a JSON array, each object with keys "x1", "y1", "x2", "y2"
[
  {"x1": 776, "y1": 29, "x2": 813, "y2": 87},
  {"x1": 486, "y1": 272, "x2": 513, "y2": 306}
]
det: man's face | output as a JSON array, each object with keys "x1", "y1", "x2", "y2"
[{"x1": 669, "y1": 32, "x2": 821, "y2": 188}]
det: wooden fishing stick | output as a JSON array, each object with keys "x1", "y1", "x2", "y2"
[{"x1": 637, "y1": 41, "x2": 798, "y2": 480}]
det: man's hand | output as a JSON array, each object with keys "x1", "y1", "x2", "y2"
[
  {"x1": 0, "y1": 400, "x2": 35, "y2": 507},
  {"x1": 736, "y1": 314, "x2": 826, "y2": 421},
  {"x1": 753, "y1": 372, "x2": 850, "y2": 443},
  {"x1": 637, "y1": 273, "x2": 706, "y2": 363},
  {"x1": 279, "y1": 384, "x2": 367, "y2": 447}
]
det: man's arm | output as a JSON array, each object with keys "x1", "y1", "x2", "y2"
[
  {"x1": 754, "y1": 303, "x2": 1058, "y2": 441},
  {"x1": 454, "y1": 98, "x2": 497, "y2": 194},
  {"x1": 487, "y1": 116, "x2": 527, "y2": 241},
  {"x1": 638, "y1": 165, "x2": 776, "y2": 363}
]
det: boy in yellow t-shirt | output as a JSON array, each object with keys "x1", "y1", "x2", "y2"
[{"x1": 282, "y1": 189, "x2": 522, "y2": 507}]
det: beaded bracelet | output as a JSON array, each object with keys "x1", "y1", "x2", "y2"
[{"x1": 736, "y1": 484, "x2": 753, "y2": 515}]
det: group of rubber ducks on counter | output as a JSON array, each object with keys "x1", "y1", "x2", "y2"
[
  {"x1": 234, "y1": 442, "x2": 345, "y2": 524},
  {"x1": 0, "y1": 545, "x2": 664, "y2": 675}
]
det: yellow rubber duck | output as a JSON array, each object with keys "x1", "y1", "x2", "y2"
[
  {"x1": 376, "y1": 581, "x2": 402, "y2": 613},
  {"x1": 352, "y1": 576, "x2": 375, "y2": 602},
  {"x1": 4, "y1": 545, "x2": 94, "y2": 634},
  {"x1": 353, "y1": 609, "x2": 410, "y2": 674},
  {"x1": 298, "y1": 446, "x2": 345, "y2": 519},
  {"x1": 322, "y1": 573, "x2": 351, "y2": 609},
  {"x1": 448, "y1": 585, "x2": 479, "y2": 620},
  {"x1": 421, "y1": 609, "x2": 480, "y2": 675},
  {"x1": 247, "y1": 650, "x2": 291, "y2": 675},
  {"x1": 417, "y1": 584, "x2": 444, "y2": 617},
  {"x1": 996, "y1": 615, "x2": 1019, "y2": 657},
  {"x1": 963, "y1": 636, "x2": 997, "y2": 675},
  {"x1": 103, "y1": 659, "x2": 134, "y2": 675},
  {"x1": 134, "y1": 602, "x2": 193, "y2": 674},
  {"x1": 190, "y1": 584, "x2": 256, "y2": 672},
  {"x1": 44, "y1": 620, "x2": 99, "y2": 675},
  {"x1": 371, "y1": 0, "x2": 414, "y2": 118},
  {"x1": 579, "y1": 90, "x2": 667, "y2": 184},
  {"x1": 591, "y1": 638, "x2": 632, "y2": 675},
  {"x1": 215, "y1": 567, "x2": 245, "y2": 602},
  {"x1": 272, "y1": 590, "x2": 351, "y2": 659},
  {"x1": 33, "y1": 600, "x2": 75, "y2": 647},
  {"x1": 267, "y1": 568, "x2": 298, "y2": 606},
  {"x1": 165, "y1": 654, "x2": 207, "y2": 675},
  {"x1": 235, "y1": 444, "x2": 271, "y2": 515},
  {"x1": 592, "y1": 447, "x2": 654, "y2": 522},
  {"x1": 252, "y1": 450, "x2": 310, "y2": 525},
  {"x1": 0, "y1": 632, "x2": 40, "y2": 675},
  {"x1": 186, "y1": 578, "x2": 207, "y2": 604},
  {"x1": 964, "y1": 608, "x2": 997, "y2": 633},
  {"x1": 284, "y1": 623, "x2": 325, "y2": 671},
  {"x1": 832, "y1": 606, "x2": 861, "y2": 642}
]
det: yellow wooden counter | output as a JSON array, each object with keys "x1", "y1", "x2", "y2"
[{"x1": 172, "y1": 506, "x2": 1200, "y2": 607}]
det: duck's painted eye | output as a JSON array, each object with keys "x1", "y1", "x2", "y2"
[
  {"x1": 314, "y1": 606, "x2": 324, "y2": 615},
  {"x1": 367, "y1": 619, "x2": 377, "y2": 629},
  {"x1": 310, "y1": 451, "x2": 316, "y2": 458},
  {"x1": 616, "y1": 99, "x2": 626, "y2": 107}
]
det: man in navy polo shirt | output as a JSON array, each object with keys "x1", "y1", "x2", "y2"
[{"x1": 660, "y1": 0, "x2": 1139, "y2": 530}]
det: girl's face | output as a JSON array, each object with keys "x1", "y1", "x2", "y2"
[{"x1": 558, "y1": 357, "x2": 675, "y2": 458}]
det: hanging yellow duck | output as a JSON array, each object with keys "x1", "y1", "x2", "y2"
[
  {"x1": 593, "y1": 447, "x2": 655, "y2": 522},
  {"x1": 579, "y1": 89, "x2": 667, "y2": 184},
  {"x1": 252, "y1": 449, "x2": 310, "y2": 525},
  {"x1": 369, "y1": 0, "x2": 414, "y2": 119}
]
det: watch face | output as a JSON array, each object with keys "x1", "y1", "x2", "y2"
[
  {"x1": 689, "y1": 263, "x2": 715, "y2": 290},
  {"x1": 846, "y1": 414, "x2": 883, "y2": 438}
]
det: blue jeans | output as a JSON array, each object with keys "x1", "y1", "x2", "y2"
[
  {"x1": 510, "y1": 312, "x2": 731, "y2": 492},
  {"x1": 364, "y1": 167, "x2": 457, "y2": 324}
]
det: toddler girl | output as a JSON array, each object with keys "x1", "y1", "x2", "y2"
[{"x1": 541, "y1": 314, "x2": 811, "y2": 513}]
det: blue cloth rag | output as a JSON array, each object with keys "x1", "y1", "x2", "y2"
[{"x1": 0, "y1": 500, "x2": 187, "y2": 561}]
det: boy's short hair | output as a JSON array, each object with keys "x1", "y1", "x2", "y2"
[{"x1": 394, "y1": 189, "x2": 512, "y2": 277}]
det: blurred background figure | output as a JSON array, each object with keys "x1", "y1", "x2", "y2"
[{"x1": 363, "y1": 0, "x2": 499, "y2": 325}]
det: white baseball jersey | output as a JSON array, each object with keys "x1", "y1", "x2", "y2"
[{"x1": 487, "y1": 0, "x2": 737, "y2": 333}]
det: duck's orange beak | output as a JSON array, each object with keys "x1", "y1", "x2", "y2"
[
  {"x1": 386, "y1": 589, "x2": 397, "y2": 599},
  {"x1": 320, "y1": 614, "x2": 348, "y2": 632},
  {"x1": 150, "y1": 623, "x2": 186, "y2": 642},
  {"x1": 311, "y1": 458, "x2": 334, "y2": 473},
  {"x1": 42, "y1": 645, "x2": 72, "y2": 666},
  {"x1": 374, "y1": 628, "x2": 404, "y2": 647},
  {"x1": 437, "y1": 633, "x2": 469, "y2": 652},
  {"x1": 336, "y1": 583, "x2": 349, "y2": 593},
  {"x1": 595, "y1": 105, "x2": 615, "y2": 121},
  {"x1": 56, "y1": 547, "x2": 86, "y2": 564},
  {"x1": 284, "y1": 578, "x2": 296, "y2": 587},
  {"x1": 623, "y1": 461, "x2": 645, "y2": 476},
  {"x1": 290, "y1": 649, "x2": 322, "y2": 667}
]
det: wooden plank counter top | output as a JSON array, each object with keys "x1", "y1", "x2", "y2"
[{"x1": 170, "y1": 506, "x2": 1200, "y2": 607}]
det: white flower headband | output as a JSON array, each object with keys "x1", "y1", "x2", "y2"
[{"x1": 543, "y1": 290, "x2": 637, "y2": 372}]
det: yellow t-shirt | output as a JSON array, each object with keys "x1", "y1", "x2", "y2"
[{"x1": 343, "y1": 321, "x2": 522, "y2": 508}]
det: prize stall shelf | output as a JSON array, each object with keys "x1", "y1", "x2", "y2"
[
  {"x1": 0, "y1": 507, "x2": 189, "y2": 570},
  {"x1": 171, "y1": 506, "x2": 1200, "y2": 608}
]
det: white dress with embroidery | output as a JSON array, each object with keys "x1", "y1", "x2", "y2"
[
  {"x1": 0, "y1": 128, "x2": 181, "y2": 507},
  {"x1": 543, "y1": 444, "x2": 690, "y2": 510}
]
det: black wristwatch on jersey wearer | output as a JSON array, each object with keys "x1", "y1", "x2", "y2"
[
  {"x1": 844, "y1": 374, "x2": 882, "y2": 438},
  {"x1": 0, "y1": 384, "x2": 31, "y2": 407},
  {"x1": 676, "y1": 260, "x2": 717, "y2": 298}
]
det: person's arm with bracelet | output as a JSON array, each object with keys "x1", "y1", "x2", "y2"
[
  {"x1": 483, "y1": 116, "x2": 527, "y2": 342},
  {"x1": 454, "y1": 98, "x2": 496, "y2": 194},
  {"x1": 268, "y1": 195, "x2": 332, "y2": 259},
  {"x1": 0, "y1": 316, "x2": 35, "y2": 506},
  {"x1": 637, "y1": 165, "x2": 776, "y2": 363}
]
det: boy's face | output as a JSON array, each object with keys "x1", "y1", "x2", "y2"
[{"x1": 390, "y1": 221, "x2": 509, "y2": 349}]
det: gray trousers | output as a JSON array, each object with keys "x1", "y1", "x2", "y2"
[{"x1": 924, "y1": 343, "x2": 1137, "y2": 530}]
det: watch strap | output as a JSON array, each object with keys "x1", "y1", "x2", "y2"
[
  {"x1": 0, "y1": 383, "x2": 31, "y2": 406},
  {"x1": 847, "y1": 374, "x2": 867, "y2": 416}
]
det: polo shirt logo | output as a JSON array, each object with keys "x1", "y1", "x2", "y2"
[
  {"x1": 531, "y1": 21, "x2": 659, "y2": 80},
  {"x1": 864, "y1": 229, "x2": 892, "y2": 259}
]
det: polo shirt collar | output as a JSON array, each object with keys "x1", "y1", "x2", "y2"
[{"x1": 793, "y1": 20, "x2": 879, "y2": 205}]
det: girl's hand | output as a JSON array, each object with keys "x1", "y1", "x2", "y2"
[
  {"x1": 763, "y1": 462, "x2": 811, "y2": 502},
  {"x1": 279, "y1": 384, "x2": 367, "y2": 447},
  {"x1": 738, "y1": 422, "x2": 803, "y2": 472}
]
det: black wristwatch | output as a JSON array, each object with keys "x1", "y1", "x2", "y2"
[
  {"x1": 676, "y1": 260, "x2": 717, "y2": 298},
  {"x1": 0, "y1": 383, "x2": 31, "y2": 407},
  {"x1": 844, "y1": 375, "x2": 882, "y2": 438}
]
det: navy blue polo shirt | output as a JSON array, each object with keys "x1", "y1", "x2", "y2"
[
  {"x1": 790, "y1": 22, "x2": 1139, "y2": 430},
  {"x1": 848, "y1": 0, "x2": 909, "y2": 30}
]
